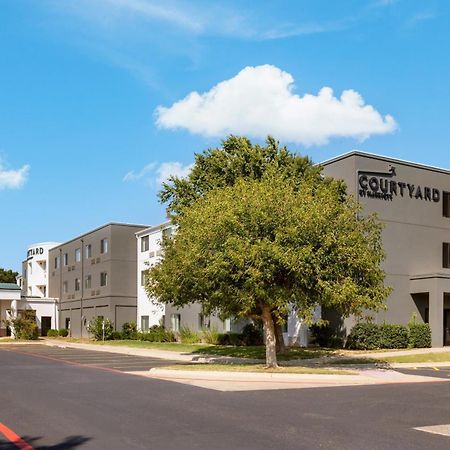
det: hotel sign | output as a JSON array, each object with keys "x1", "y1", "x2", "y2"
[
  {"x1": 358, "y1": 166, "x2": 441, "y2": 203},
  {"x1": 27, "y1": 247, "x2": 44, "y2": 260}
]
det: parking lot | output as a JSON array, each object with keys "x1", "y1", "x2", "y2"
[{"x1": 0, "y1": 344, "x2": 178, "y2": 373}]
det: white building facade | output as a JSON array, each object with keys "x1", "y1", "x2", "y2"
[{"x1": 136, "y1": 222, "x2": 174, "y2": 331}]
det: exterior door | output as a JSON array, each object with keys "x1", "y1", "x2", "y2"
[
  {"x1": 41, "y1": 316, "x2": 52, "y2": 336},
  {"x1": 444, "y1": 310, "x2": 450, "y2": 346}
]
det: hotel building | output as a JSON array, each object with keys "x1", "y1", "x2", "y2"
[
  {"x1": 48, "y1": 223, "x2": 147, "y2": 337},
  {"x1": 322, "y1": 151, "x2": 450, "y2": 347}
]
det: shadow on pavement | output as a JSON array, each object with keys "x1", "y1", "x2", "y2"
[{"x1": 0, "y1": 435, "x2": 91, "y2": 450}]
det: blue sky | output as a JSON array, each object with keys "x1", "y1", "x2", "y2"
[{"x1": 1, "y1": 0, "x2": 449, "y2": 271}]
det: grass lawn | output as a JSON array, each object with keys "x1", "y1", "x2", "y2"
[
  {"x1": 381, "y1": 352, "x2": 450, "y2": 364},
  {"x1": 161, "y1": 363, "x2": 355, "y2": 375},
  {"x1": 47, "y1": 338, "x2": 338, "y2": 360}
]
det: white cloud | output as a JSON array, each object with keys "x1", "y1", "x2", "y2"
[
  {"x1": 155, "y1": 65, "x2": 397, "y2": 146},
  {"x1": 123, "y1": 161, "x2": 192, "y2": 185},
  {"x1": 123, "y1": 162, "x2": 157, "y2": 182},
  {"x1": 156, "y1": 162, "x2": 193, "y2": 184},
  {"x1": 0, "y1": 162, "x2": 30, "y2": 190}
]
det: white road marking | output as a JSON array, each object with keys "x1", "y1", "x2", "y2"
[{"x1": 414, "y1": 424, "x2": 450, "y2": 437}]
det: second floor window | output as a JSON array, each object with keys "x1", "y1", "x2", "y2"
[
  {"x1": 141, "y1": 235, "x2": 149, "y2": 252},
  {"x1": 100, "y1": 272, "x2": 108, "y2": 287},
  {"x1": 75, "y1": 278, "x2": 81, "y2": 291},
  {"x1": 85, "y1": 275, "x2": 91, "y2": 289},
  {"x1": 54, "y1": 256, "x2": 60, "y2": 269},
  {"x1": 100, "y1": 238, "x2": 109, "y2": 254},
  {"x1": 63, "y1": 281, "x2": 68, "y2": 293},
  {"x1": 75, "y1": 248, "x2": 81, "y2": 262},
  {"x1": 443, "y1": 243, "x2": 450, "y2": 268},
  {"x1": 63, "y1": 253, "x2": 68, "y2": 266},
  {"x1": 85, "y1": 244, "x2": 92, "y2": 258}
]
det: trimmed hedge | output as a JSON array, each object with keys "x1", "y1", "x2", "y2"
[
  {"x1": 58, "y1": 328, "x2": 69, "y2": 337},
  {"x1": 346, "y1": 322, "x2": 432, "y2": 350},
  {"x1": 310, "y1": 324, "x2": 344, "y2": 348},
  {"x1": 409, "y1": 323, "x2": 432, "y2": 348},
  {"x1": 47, "y1": 329, "x2": 59, "y2": 337}
]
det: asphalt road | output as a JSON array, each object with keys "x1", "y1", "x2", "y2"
[{"x1": 1, "y1": 345, "x2": 450, "y2": 450}]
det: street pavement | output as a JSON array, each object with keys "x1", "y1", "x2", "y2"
[{"x1": 1, "y1": 345, "x2": 450, "y2": 449}]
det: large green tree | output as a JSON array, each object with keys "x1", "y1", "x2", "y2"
[
  {"x1": 147, "y1": 168, "x2": 391, "y2": 368},
  {"x1": 0, "y1": 268, "x2": 19, "y2": 283},
  {"x1": 159, "y1": 135, "x2": 330, "y2": 351}
]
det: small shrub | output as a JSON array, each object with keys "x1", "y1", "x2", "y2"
[
  {"x1": 138, "y1": 326, "x2": 175, "y2": 342},
  {"x1": 346, "y1": 323, "x2": 382, "y2": 350},
  {"x1": 87, "y1": 317, "x2": 114, "y2": 341},
  {"x1": 217, "y1": 333, "x2": 245, "y2": 346},
  {"x1": 122, "y1": 321, "x2": 138, "y2": 340},
  {"x1": 409, "y1": 323, "x2": 432, "y2": 348},
  {"x1": 240, "y1": 323, "x2": 264, "y2": 346},
  {"x1": 202, "y1": 326, "x2": 220, "y2": 344},
  {"x1": 379, "y1": 324, "x2": 409, "y2": 349},
  {"x1": 309, "y1": 324, "x2": 343, "y2": 348},
  {"x1": 9, "y1": 314, "x2": 39, "y2": 340},
  {"x1": 111, "y1": 331, "x2": 123, "y2": 340},
  {"x1": 179, "y1": 326, "x2": 201, "y2": 344},
  {"x1": 58, "y1": 329, "x2": 69, "y2": 337},
  {"x1": 47, "y1": 329, "x2": 59, "y2": 338}
]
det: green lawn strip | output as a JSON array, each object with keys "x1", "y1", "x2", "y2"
[
  {"x1": 328, "y1": 357, "x2": 382, "y2": 365},
  {"x1": 160, "y1": 363, "x2": 355, "y2": 375},
  {"x1": 380, "y1": 352, "x2": 450, "y2": 364}
]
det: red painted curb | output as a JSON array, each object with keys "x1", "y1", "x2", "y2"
[{"x1": 0, "y1": 422, "x2": 34, "y2": 450}]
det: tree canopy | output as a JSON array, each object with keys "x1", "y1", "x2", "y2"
[
  {"x1": 0, "y1": 268, "x2": 19, "y2": 284},
  {"x1": 147, "y1": 141, "x2": 391, "y2": 367}
]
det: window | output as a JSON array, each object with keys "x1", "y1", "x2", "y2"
[
  {"x1": 141, "y1": 235, "x2": 149, "y2": 252},
  {"x1": 75, "y1": 278, "x2": 81, "y2": 291},
  {"x1": 199, "y1": 314, "x2": 210, "y2": 329},
  {"x1": 75, "y1": 248, "x2": 81, "y2": 262},
  {"x1": 162, "y1": 227, "x2": 173, "y2": 238},
  {"x1": 444, "y1": 192, "x2": 450, "y2": 217},
  {"x1": 223, "y1": 318, "x2": 231, "y2": 333},
  {"x1": 444, "y1": 243, "x2": 450, "y2": 268},
  {"x1": 141, "y1": 315, "x2": 149, "y2": 331},
  {"x1": 141, "y1": 270, "x2": 148, "y2": 287},
  {"x1": 171, "y1": 314, "x2": 181, "y2": 332},
  {"x1": 63, "y1": 253, "x2": 68, "y2": 266},
  {"x1": 85, "y1": 275, "x2": 91, "y2": 289},
  {"x1": 100, "y1": 272, "x2": 108, "y2": 287},
  {"x1": 54, "y1": 256, "x2": 60, "y2": 269},
  {"x1": 100, "y1": 238, "x2": 109, "y2": 254},
  {"x1": 85, "y1": 244, "x2": 92, "y2": 258},
  {"x1": 65, "y1": 318, "x2": 71, "y2": 330},
  {"x1": 28, "y1": 262, "x2": 32, "y2": 275},
  {"x1": 63, "y1": 281, "x2": 68, "y2": 293}
]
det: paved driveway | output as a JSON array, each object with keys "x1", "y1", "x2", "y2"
[{"x1": 0, "y1": 344, "x2": 179, "y2": 373}]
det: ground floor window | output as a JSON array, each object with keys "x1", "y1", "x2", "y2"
[
  {"x1": 198, "y1": 314, "x2": 210, "y2": 329},
  {"x1": 171, "y1": 314, "x2": 181, "y2": 332},
  {"x1": 141, "y1": 315, "x2": 149, "y2": 331}
]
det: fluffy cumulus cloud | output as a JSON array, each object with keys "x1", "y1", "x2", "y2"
[
  {"x1": 123, "y1": 161, "x2": 192, "y2": 185},
  {"x1": 155, "y1": 65, "x2": 397, "y2": 146},
  {"x1": 0, "y1": 162, "x2": 30, "y2": 190}
]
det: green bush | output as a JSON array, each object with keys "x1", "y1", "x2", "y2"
[
  {"x1": 138, "y1": 326, "x2": 175, "y2": 342},
  {"x1": 47, "y1": 329, "x2": 59, "y2": 337},
  {"x1": 346, "y1": 323, "x2": 383, "y2": 350},
  {"x1": 379, "y1": 324, "x2": 409, "y2": 349},
  {"x1": 87, "y1": 317, "x2": 114, "y2": 341},
  {"x1": 122, "y1": 321, "x2": 138, "y2": 340},
  {"x1": 111, "y1": 331, "x2": 123, "y2": 340},
  {"x1": 409, "y1": 323, "x2": 432, "y2": 348},
  {"x1": 58, "y1": 329, "x2": 69, "y2": 337},
  {"x1": 217, "y1": 333, "x2": 244, "y2": 346},
  {"x1": 9, "y1": 315, "x2": 39, "y2": 340},
  {"x1": 179, "y1": 326, "x2": 201, "y2": 344},
  {"x1": 202, "y1": 326, "x2": 220, "y2": 344},
  {"x1": 240, "y1": 323, "x2": 264, "y2": 346},
  {"x1": 309, "y1": 324, "x2": 344, "y2": 348}
]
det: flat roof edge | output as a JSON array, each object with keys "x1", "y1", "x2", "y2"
[{"x1": 320, "y1": 151, "x2": 450, "y2": 176}]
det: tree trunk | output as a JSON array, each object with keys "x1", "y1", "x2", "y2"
[
  {"x1": 274, "y1": 321, "x2": 286, "y2": 354},
  {"x1": 261, "y1": 305, "x2": 278, "y2": 368}
]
